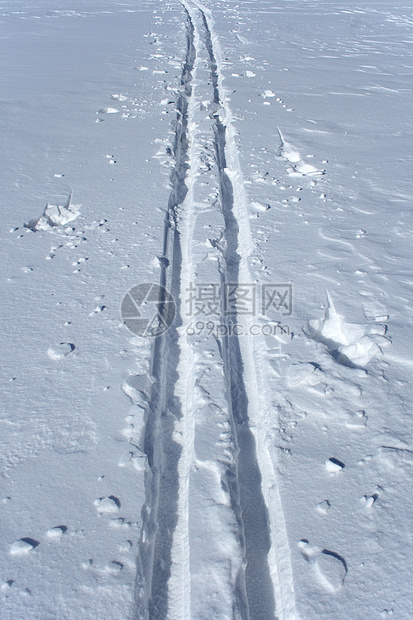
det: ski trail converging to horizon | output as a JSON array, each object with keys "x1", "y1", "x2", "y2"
[{"x1": 134, "y1": 2, "x2": 297, "y2": 618}]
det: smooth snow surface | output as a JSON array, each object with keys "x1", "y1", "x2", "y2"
[{"x1": 1, "y1": 0, "x2": 412, "y2": 619}]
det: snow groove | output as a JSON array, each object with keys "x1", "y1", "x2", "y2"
[
  {"x1": 197, "y1": 7, "x2": 277, "y2": 620},
  {"x1": 134, "y1": 11, "x2": 197, "y2": 620},
  {"x1": 186, "y1": 2, "x2": 297, "y2": 620},
  {"x1": 186, "y1": 2, "x2": 297, "y2": 618}
]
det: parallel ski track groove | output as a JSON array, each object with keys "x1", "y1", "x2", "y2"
[
  {"x1": 194, "y1": 4, "x2": 297, "y2": 619},
  {"x1": 193, "y1": 4, "x2": 277, "y2": 619},
  {"x1": 134, "y1": 12, "x2": 196, "y2": 620}
]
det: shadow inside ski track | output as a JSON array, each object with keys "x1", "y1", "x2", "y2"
[
  {"x1": 200, "y1": 6, "x2": 277, "y2": 619},
  {"x1": 133, "y1": 12, "x2": 195, "y2": 620}
]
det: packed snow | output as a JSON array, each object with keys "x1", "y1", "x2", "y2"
[{"x1": 1, "y1": 0, "x2": 412, "y2": 618}]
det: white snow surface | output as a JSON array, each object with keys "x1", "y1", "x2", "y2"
[{"x1": 1, "y1": 0, "x2": 412, "y2": 618}]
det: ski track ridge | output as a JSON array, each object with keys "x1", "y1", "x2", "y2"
[
  {"x1": 133, "y1": 1, "x2": 297, "y2": 618},
  {"x1": 194, "y1": 3, "x2": 297, "y2": 618}
]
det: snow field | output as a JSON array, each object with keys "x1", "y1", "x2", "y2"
[
  {"x1": 1, "y1": 0, "x2": 413, "y2": 618},
  {"x1": 210, "y1": 1, "x2": 413, "y2": 617}
]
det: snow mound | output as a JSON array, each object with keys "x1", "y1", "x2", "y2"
[
  {"x1": 306, "y1": 292, "x2": 390, "y2": 367},
  {"x1": 25, "y1": 193, "x2": 80, "y2": 231}
]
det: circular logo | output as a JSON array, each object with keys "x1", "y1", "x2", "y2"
[{"x1": 121, "y1": 283, "x2": 175, "y2": 337}]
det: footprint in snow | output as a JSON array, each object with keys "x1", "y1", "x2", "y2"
[
  {"x1": 72, "y1": 257, "x2": 88, "y2": 266},
  {"x1": 94, "y1": 495, "x2": 121, "y2": 514},
  {"x1": 100, "y1": 561, "x2": 124, "y2": 575},
  {"x1": 10, "y1": 538, "x2": 40, "y2": 556},
  {"x1": 82, "y1": 559, "x2": 124, "y2": 574},
  {"x1": 360, "y1": 489, "x2": 381, "y2": 509},
  {"x1": 298, "y1": 539, "x2": 347, "y2": 592},
  {"x1": 47, "y1": 342, "x2": 75, "y2": 360},
  {"x1": 345, "y1": 410, "x2": 368, "y2": 429},
  {"x1": 325, "y1": 457, "x2": 345, "y2": 474},
  {"x1": 98, "y1": 107, "x2": 119, "y2": 114},
  {"x1": 46, "y1": 244, "x2": 62, "y2": 260},
  {"x1": 1, "y1": 579, "x2": 31, "y2": 598},
  {"x1": 119, "y1": 450, "x2": 146, "y2": 471},
  {"x1": 317, "y1": 500, "x2": 331, "y2": 515},
  {"x1": 118, "y1": 540, "x2": 133, "y2": 553},
  {"x1": 286, "y1": 362, "x2": 323, "y2": 387},
  {"x1": 46, "y1": 525, "x2": 68, "y2": 539},
  {"x1": 89, "y1": 305, "x2": 106, "y2": 316}
]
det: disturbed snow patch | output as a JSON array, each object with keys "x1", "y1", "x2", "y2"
[
  {"x1": 47, "y1": 343, "x2": 75, "y2": 360},
  {"x1": 277, "y1": 127, "x2": 324, "y2": 177},
  {"x1": 306, "y1": 293, "x2": 390, "y2": 367},
  {"x1": 298, "y1": 540, "x2": 347, "y2": 593},
  {"x1": 25, "y1": 192, "x2": 80, "y2": 231}
]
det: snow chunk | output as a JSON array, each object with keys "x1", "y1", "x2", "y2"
[
  {"x1": 25, "y1": 193, "x2": 80, "y2": 231},
  {"x1": 307, "y1": 293, "x2": 389, "y2": 368},
  {"x1": 340, "y1": 337, "x2": 382, "y2": 368},
  {"x1": 308, "y1": 293, "x2": 365, "y2": 346},
  {"x1": 251, "y1": 201, "x2": 270, "y2": 212}
]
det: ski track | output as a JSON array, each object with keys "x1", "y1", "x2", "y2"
[{"x1": 134, "y1": 2, "x2": 296, "y2": 618}]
